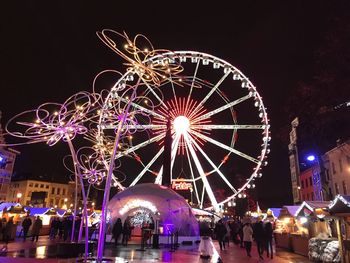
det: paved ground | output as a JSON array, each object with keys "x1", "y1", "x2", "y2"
[{"x1": 0, "y1": 236, "x2": 311, "y2": 262}]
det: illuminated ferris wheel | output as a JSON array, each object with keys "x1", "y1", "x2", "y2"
[{"x1": 97, "y1": 50, "x2": 270, "y2": 211}]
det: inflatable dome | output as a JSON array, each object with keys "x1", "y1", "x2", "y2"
[{"x1": 108, "y1": 183, "x2": 199, "y2": 236}]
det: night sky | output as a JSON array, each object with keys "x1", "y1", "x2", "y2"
[{"x1": 1, "y1": 1, "x2": 347, "y2": 208}]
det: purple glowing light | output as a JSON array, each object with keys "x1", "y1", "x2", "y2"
[{"x1": 306, "y1": 155, "x2": 316, "y2": 162}]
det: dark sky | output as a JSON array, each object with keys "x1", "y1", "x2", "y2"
[{"x1": 0, "y1": 1, "x2": 344, "y2": 207}]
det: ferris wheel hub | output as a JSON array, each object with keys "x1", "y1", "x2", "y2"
[{"x1": 173, "y1": 115, "x2": 190, "y2": 135}]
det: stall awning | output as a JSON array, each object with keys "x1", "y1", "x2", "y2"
[
  {"x1": 294, "y1": 201, "x2": 331, "y2": 217},
  {"x1": 278, "y1": 205, "x2": 300, "y2": 218},
  {"x1": 0, "y1": 202, "x2": 19, "y2": 212},
  {"x1": 329, "y1": 195, "x2": 350, "y2": 214},
  {"x1": 267, "y1": 208, "x2": 282, "y2": 218}
]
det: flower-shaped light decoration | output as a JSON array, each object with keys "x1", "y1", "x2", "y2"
[
  {"x1": 4, "y1": 91, "x2": 100, "y2": 146},
  {"x1": 96, "y1": 30, "x2": 183, "y2": 86}
]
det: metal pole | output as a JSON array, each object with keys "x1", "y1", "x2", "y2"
[{"x1": 97, "y1": 81, "x2": 139, "y2": 261}]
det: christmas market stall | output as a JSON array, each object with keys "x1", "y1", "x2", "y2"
[
  {"x1": 294, "y1": 200, "x2": 338, "y2": 260},
  {"x1": 1, "y1": 203, "x2": 27, "y2": 239},
  {"x1": 328, "y1": 195, "x2": 350, "y2": 263},
  {"x1": 274, "y1": 205, "x2": 300, "y2": 250},
  {"x1": 25, "y1": 207, "x2": 65, "y2": 235}
]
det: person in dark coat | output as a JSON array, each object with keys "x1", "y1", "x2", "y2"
[
  {"x1": 2, "y1": 217, "x2": 14, "y2": 249},
  {"x1": 112, "y1": 218, "x2": 123, "y2": 246},
  {"x1": 62, "y1": 217, "x2": 71, "y2": 241},
  {"x1": 253, "y1": 220, "x2": 265, "y2": 260},
  {"x1": 214, "y1": 220, "x2": 227, "y2": 251},
  {"x1": 22, "y1": 215, "x2": 32, "y2": 241},
  {"x1": 122, "y1": 221, "x2": 131, "y2": 246},
  {"x1": 31, "y1": 216, "x2": 43, "y2": 242},
  {"x1": 264, "y1": 221, "x2": 274, "y2": 259}
]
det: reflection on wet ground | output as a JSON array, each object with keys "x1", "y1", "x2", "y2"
[{"x1": 0, "y1": 237, "x2": 311, "y2": 263}]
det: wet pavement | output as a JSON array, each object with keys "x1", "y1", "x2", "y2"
[{"x1": 0, "y1": 236, "x2": 312, "y2": 262}]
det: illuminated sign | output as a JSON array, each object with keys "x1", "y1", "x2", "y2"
[{"x1": 172, "y1": 181, "x2": 192, "y2": 191}]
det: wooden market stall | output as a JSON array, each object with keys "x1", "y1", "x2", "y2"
[
  {"x1": 274, "y1": 205, "x2": 300, "y2": 251},
  {"x1": 293, "y1": 201, "x2": 333, "y2": 257},
  {"x1": 328, "y1": 195, "x2": 350, "y2": 263}
]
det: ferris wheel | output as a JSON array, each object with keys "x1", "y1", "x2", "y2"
[{"x1": 97, "y1": 50, "x2": 270, "y2": 211}]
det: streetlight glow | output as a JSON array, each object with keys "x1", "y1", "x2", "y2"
[{"x1": 306, "y1": 155, "x2": 316, "y2": 161}]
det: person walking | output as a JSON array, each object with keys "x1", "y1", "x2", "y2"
[
  {"x1": 214, "y1": 219, "x2": 227, "y2": 251},
  {"x1": 264, "y1": 221, "x2": 274, "y2": 259},
  {"x1": 122, "y1": 221, "x2": 131, "y2": 246},
  {"x1": 22, "y1": 215, "x2": 32, "y2": 241},
  {"x1": 112, "y1": 218, "x2": 123, "y2": 246},
  {"x1": 62, "y1": 217, "x2": 70, "y2": 241},
  {"x1": 253, "y1": 220, "x2": 265, "y2": 260},
  {"x1": 243, "y1": 222, "x2": 253, "y2": 257},
  {"x1": 31, "y1": 216, "x2": 43, "y2": 242},
  {"x1": 2, "y1": 217, "x2": 14, "y2": 251}
]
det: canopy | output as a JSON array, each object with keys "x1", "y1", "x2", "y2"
[
  {"x1": 294, "y1": 201, "x2": 331, "y2": 217},
  {"x1": 108, "y1": 183, "x2": 199, "y2": 236},
  {"x1": 267, "y1": 208, "x2": 282, "y2": 218},
  {"x1": 0, "y1": 202, "x2": 18, "y2": 212},
  {"x1": 329, "y1": 195, "x2": 350, "y2": 214}
]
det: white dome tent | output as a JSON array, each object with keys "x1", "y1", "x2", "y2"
[{"x1": 107, "y1": 183, "x2": 199, "y2": 240}]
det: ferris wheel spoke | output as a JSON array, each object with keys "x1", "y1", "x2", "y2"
[
  {"x1": 184, "y1": 143, "x2": 201, "y2": 205},
  {"x1": 116, "y1": 133, "x2": 164, "y2": 158},
  {"x1": 191, "y1": 130, "x2": 260, "y2": 164},
  {"x1": 130, "y1": 147, "x2": 164, "y2": 187},
  {"x1": 116, "y1": 95, "x2": 166, "y2": 120},
  {"x1": 141, "y1": 79, "x2": 168, "y2": 109},
  {"x1": 183, "y1": 132, "x2": 219, "y2": 211},
  {"x1": 185, "y1": 60, "x2": 200, "y2": 114},
  {"x1": 190, "y1": 71, "x2": 231, "y2": 119},
  {"x1": 188, "y1": 134, "x2": 238, "y2": 194},
  {"x1": 155, "y1": 133, "x2": 181, "y2": 184},
  {"x1": 193, "y1": 94, "x2": 252, "y2": 122},
  {"x1": 191, "y1": 124, "x2": 265, "y2": 130}
]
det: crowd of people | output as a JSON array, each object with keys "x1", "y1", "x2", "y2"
[
  {"x1": 111, "y1": 218, "x2": 133, "y2": 246},
  {"x1": 199, "y1": 217, "x2": 275, "y2": 260}
]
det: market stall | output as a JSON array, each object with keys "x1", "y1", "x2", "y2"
[
  {"x1": 294, "y1": 201, "x2": 337, "y2": 259},
  {"x1": 274, "y1": 205, "x2": 300, "y2": 251},
  {"x1": 328, "y1": 195, "x2": 350, "y2": 263}
]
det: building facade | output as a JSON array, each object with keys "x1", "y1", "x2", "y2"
[
  {"x1": 323, "y1": 140, "x2": 350, "y2": 198},
  {"x1": 7, "y1": 179, "x2": 82, "y2": 208},
  {"x1": 0, "y1": 111, "x2": 20, "y2": 201},
  {"x1": 299, "y1": 166, "x2": 323, "y2": 201}
]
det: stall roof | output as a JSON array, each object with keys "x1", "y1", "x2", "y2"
[
  {"x1": 25, "y1": 207, "x2": 51, "y2": 216},
  {"x1": 329, "y1": 195, "x2": 350, "y2": 214},
  {"x1": 267, "y1": 208, "x2": 281, "y2": 218},
  {"x1": 0, "y1": 202, "x2": 18, "y2": 212},
  {"x1": 283, "y1": 205, "x2": 300, "y2": 217},
  {"x1": 294, "y1": 201, "x2": 331, "y2": 217}
]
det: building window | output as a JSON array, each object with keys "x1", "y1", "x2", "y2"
[
  {"x1": 29, "y1": 183, "x2": 33, "y2": 187},
  {"x1": 305, "y1": 179, "x2": 308, "y2": 188},
  {"x1": 343, "y1": 181, "x2": 348, "y2": 195},
  {"x1": 339, "y1": 159, "x2": 343, "y2": 173},
  {"x1": 62, "y1": 189, "x2": 66, "y2": 195},
  {"x1": 309, "y1": 177, "x2": 313, "y2": 186},
  {"x1": 35, "y1": 183, "x2": 39, "y2": 187},
  {"x1": 332, "y1": 162, "x2": 336, "y2": 174},
  {"x1": 57, "y1": 188, "x2": 60, "y2": 195},
  {"x1": 46, "y1": 185, "x2": 49, "y2": 189},
  {"x1": 51, "y1": 187, "x2": 55, "y2": 195},
  {"x1": 40, "y1": 184, "x2": 44, "y2": 188},
  {"x1": 301, "y1": 180, "x2": 304, "y2": 189},
  {"x1": 335, "y1": 183, "x2": 339, "y2": 195}
]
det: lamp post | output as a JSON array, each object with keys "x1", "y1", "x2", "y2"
[{"x1": 16, "y1": 192, "x2": 22, "y2": 203}]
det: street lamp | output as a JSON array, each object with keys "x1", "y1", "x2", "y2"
[{"x1": 16, "y1": 192, "x2": 22, "y2": 203}]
